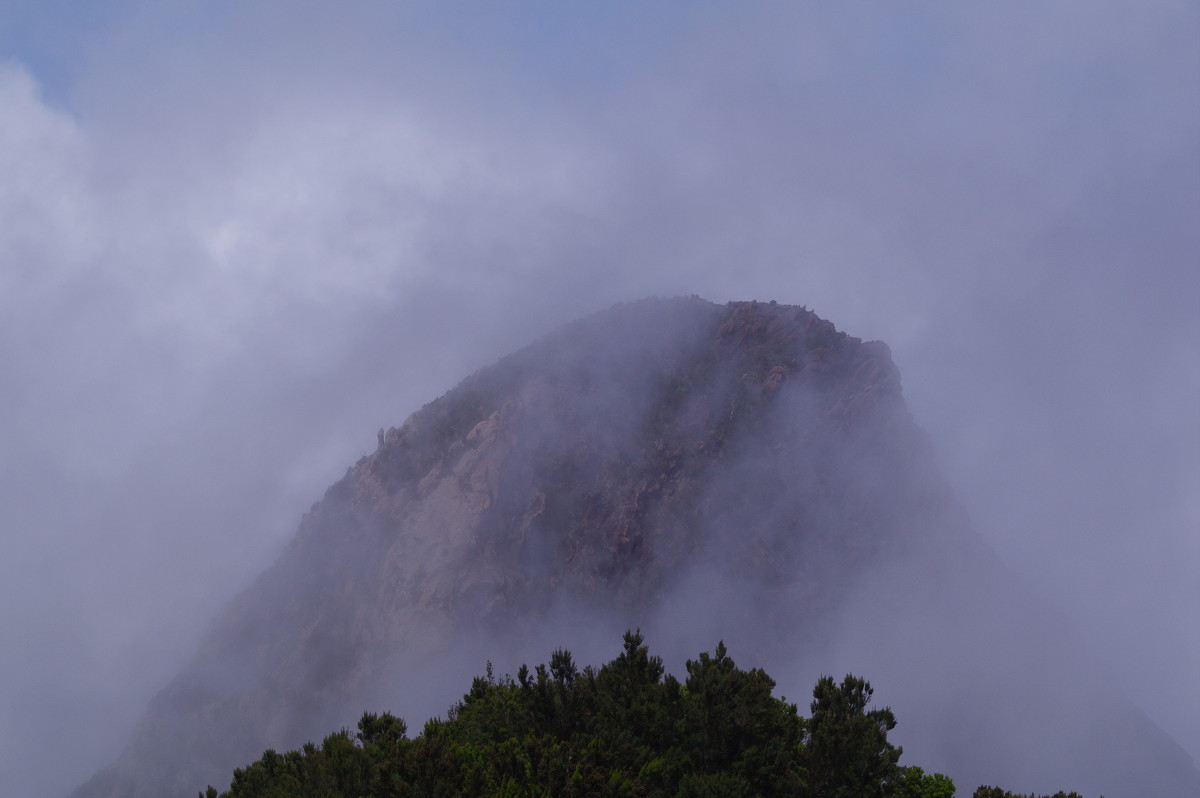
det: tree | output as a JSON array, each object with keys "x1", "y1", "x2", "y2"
[
  {"x1": 203, "y1": 635, "x2": 1082, "y2": 798},
  {"x1": 679, "y1": 640, "x2": 804, "y2": 795},
  {"x1": 356, "y1": 711, "x2": 407, "y2": 748},
  {"x1": 897, "y1": 766, "x2": 956, "y2": 798},
  {"x1": 973, "y1": 788, "x2": 1084, "y2": 798},
  {"x1": 801, "y1": 674, "x2": 902, "y2": 798}
]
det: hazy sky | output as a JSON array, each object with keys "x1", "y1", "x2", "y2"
[{"x1": 1, "y1": 3, "x2": 1197, "y2": 796}]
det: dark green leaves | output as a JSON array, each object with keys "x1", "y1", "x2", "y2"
[
  {"x1": 801, "y1": 674, "x2": 902, "y2": 798},
  {"x1": 206, "y1": 634, "x2": 1081, "y2": 798}
]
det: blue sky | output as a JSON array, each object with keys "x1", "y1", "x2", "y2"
[
  {"x1": 1, "y1": 3, "x2": 1197, "y2": 796},
  {"x1": 1, "y1": 0, "x2": 135, "y2": 99}
]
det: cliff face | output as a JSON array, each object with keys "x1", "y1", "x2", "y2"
[{"x1": 74, "y1": 298, "x2": 1197, "y2": 798}]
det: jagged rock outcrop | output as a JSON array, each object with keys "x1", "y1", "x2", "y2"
[{"x1": 73, "y1": 297, "x2": 1198, "y2": 798}]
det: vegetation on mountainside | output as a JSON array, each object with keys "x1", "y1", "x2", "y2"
[
  {"x1": 970, "y1": 789, "x2": 1083, "y2": 798},
  {"x1": 200, "y1": 632, "x2": 1082, "y2": 798}
]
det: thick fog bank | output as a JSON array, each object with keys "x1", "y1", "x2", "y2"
[
  {"x1": 72, "y1": 299, "x2": 1196, "y2": 798},
  {"x1": 1, "y1": 2, "x2": 1196, "y2": 797}
]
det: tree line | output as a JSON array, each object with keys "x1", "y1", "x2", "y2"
[{"x1": 201, "y1": 631, "x2": 1085, "y2": 798}]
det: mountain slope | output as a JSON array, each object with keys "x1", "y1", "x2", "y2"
[{"x1": 73, "y1": 298, "x2": 1198, "y2": 798}]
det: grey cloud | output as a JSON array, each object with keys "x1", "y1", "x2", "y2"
[{"x1": 0, "y1": 2, "x2": 1196, "y2": 795}]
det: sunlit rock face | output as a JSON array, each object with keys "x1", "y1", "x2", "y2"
[{"x1": 73, "y1": 297, "x2": 1198, "y2": 798}]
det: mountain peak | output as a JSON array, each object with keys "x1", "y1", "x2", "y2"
[{"x1": 73, "y1": 297, "x2": 1199, "y2": 798}]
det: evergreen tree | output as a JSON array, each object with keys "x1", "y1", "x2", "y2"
[
  {"x1": 678, "y1": 641, "x2": 804, "y2": 795},
  {"x1": 896, "y1": 766, "x2": 956, "y2": 798},
  {"x1": 202, "y1": 634, "x2": 1090, "y2": 798},
  {"x1": 973, "y1": 787, "x2": 1084, "y2": 798},
  {"x1": 801, "y1": 674, "x2": 902, "y2": 798}
]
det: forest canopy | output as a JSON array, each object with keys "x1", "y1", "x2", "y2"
[{"x1": 201, "y1": 632, "x2": 1082, "y2": 798}]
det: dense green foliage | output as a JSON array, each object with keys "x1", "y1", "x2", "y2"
[
  {"x1": 971, "y1": 789, "x2": 1084, "y2": 798},
  {"x1": 202, "y1": 633, "x2": 1076, "y2": 798},
  {"x1": 802, "y1": 674, "x2": 901, "y2": 798}
]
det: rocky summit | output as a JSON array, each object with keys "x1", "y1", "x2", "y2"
[{"x1": 74, "y1": 298, "x2": 1198, "y2": 798}]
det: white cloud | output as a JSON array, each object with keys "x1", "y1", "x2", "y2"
[
  {"x1": 0, "y1": 2, "x2": 1197, "y2": 795},
  {"x1": 0, "y1": 63, "x2": 97, "y2": 300}
]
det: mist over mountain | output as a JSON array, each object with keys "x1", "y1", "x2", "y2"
[{"x1": 72, "y1": 298, "x2": 1198, "y2": 798}]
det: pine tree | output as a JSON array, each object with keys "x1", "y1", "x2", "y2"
[{"x1": 801, "y1": 674, "x2": 902, "y2": 798}]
